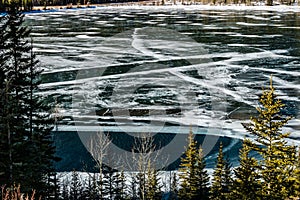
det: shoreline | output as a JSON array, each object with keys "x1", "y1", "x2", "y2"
[
  {"x1": 29, "y1": 0, "x2": 300, "y2": 13},
  {"x1": 32, "y1": 0, "x2": 160, "y2": 11}
]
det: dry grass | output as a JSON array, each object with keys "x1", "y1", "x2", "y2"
[{"x1": 1, "y1": 185, "x2": 39, "y2": 200}]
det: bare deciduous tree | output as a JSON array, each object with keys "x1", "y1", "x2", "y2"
[
  {"x1": 128, "y1": 133, "x2": 165, "y2": 200},
  {"x1": 87, "y1": 131, "x2": 111, "y2": 199}
]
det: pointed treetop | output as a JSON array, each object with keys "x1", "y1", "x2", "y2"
[{"x1": 188, "y1": 126, "x2": 195, "y2": 145}]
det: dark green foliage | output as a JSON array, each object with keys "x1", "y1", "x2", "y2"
[
  {"x1": 114, "y1": 170, "x2": 128, "y2": 200},
  {"x1": 97, "y1": 172, "x2": 105, "y2": 199},
  {"x1": 70, "y1": 170, "x2": 83, "y2": 200},
  {"x1": 145, "y1": 163, "x2": 162, "y2": 200},
  {"x1": 84, "y1": 173, "x2": 99, "y2": 200},
  {"x1": 61, "y1": 179, "x2": 70, "y2": 200},
  {"x1": 178, "y1": 131, "x2": 198, "y2": 200},
  {"x1": 129, "y1": 174, "x2": 138, "y2": 200},
  {"x1": 242, "y1": 78, "x2": 298, "y2": 199},
  {"x1": 231, "y1": 140, "x2": 261, "y2": 200},
  {"x1": 102, "y1": 168, "x2": 119, "y2": 199},
  {"x1": 294, "y1": 149, "x2": 300, "y2": 198},
  {"x1": 210, "y1": 143, "x2": 232, "y2": 200},
  {"x1": 0, "y1": 0, "x2": 33, "y2": 11},
  {"x1": 178, "y1": 131, "x2": 210, "y2": 200},
  {"x1": 266, "y1": 0, "x2": 273, "y2": 5},
  {"x1": 168, "y1": 172, "x2": 178, "y2": 200},
  {"x1": 195, "y1": 147, "x2": 210, "y2": 199},
  {"x1": 102, "y1": 169, "x2": 115, "y2": 199},
  {"x1": 47, "y1": 172, "x2": 61, "y2": 200},
  {"x1": 137, "y1": 171, "x2": 146, "y2": 200},
  {"x1": 0, "y1": 4, "x2": 57, "y2": 197}
]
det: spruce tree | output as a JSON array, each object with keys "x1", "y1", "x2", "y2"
[
  {"x1": 84, "y1": 173, "x2": 99, "y2": 200},
  {"x1": 47, "y1": 172, "x2": 61, "y2": 200},
  {"x1": 70, "y1": 170, "x2": 83, "y2": 200},
  {"x1": 231, "y1": 140, "x2": 261, "y2": 200},
  {"x1": 210, "y1": 143, "x2": 232, "y2": 200},
  {"x1": 0, "y1": 0, "x2": 33, "y2": 11},
  {"x1": 178, "y1": 131, "x2": 198, "y2": 200},
  {"x1": 169, "y1": 172, "x2": 178, "y2": 200},
  {"x1": 210, "y1": 144, "x2": 223, "y2": 200},
  {"x1": 137, "y1": 170, "x2": 146, "y2": 200},
  {"x1": 129, "y1": 174, "x2": 138, "y2": 200},
  {"x1": 195, "y1": 147, "x2": 210, "y2": 199},
  {"x1": 102, "y1": 168, "x2": 114, "y2": 199},
  {"x1": 0, "y1": 3, "x2": 57, "y2": 196},
  {"x1": 223, "y1": 156, "x2": 232, "y2": 195},
  {"x1": 178, "y1": 130, "x2": 210, "y2": 200},
  {"x1": 115, "y1": 170, "x2": 127, "y2": 200},
  {"x1": 145, "y1": 162, "x2": 162, "y2": 200},
  {"x1": 97, "y1": 171, "x2": 105, "y2": 200},
  {"x1": 243, "y1": 77, "x2": 297, "y2": 199},
  {"x1": 61, "y1": 179, "x2": 70, "y2": 200},
  {"x1": 294, "y1": 149, "x2": 300, "y2": 198},
  {"x1": 102, "y1": 167, "x2": 127, "y2": 200},
  {"x1": 0, "y1": 12, "x2": 10, "y2": 185}
]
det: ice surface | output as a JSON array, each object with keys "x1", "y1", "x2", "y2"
[{"x1": 25, "y1": 6, "x2": 300, "y2": 169}]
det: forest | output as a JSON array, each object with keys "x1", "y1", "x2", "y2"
[{"x1": 0, "y1": 2, "x2": 299, "y2": 200}]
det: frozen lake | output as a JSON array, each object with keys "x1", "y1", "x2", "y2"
[{"x1": 25, "y1": 6, "x2": 300, "y2": 170}]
